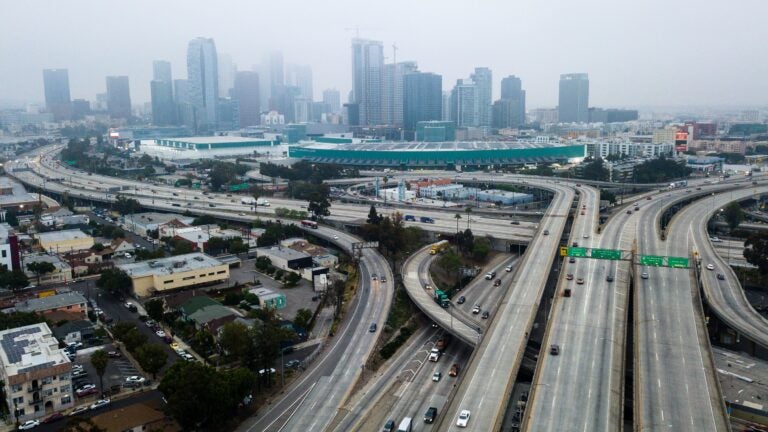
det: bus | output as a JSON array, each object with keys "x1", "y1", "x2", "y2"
[
  {"x1": 300, "y1": 220, "x2": 318, "y2": 229},
  {"x1": 430, "y1": 240, "x2": 450, "y2": 255}
]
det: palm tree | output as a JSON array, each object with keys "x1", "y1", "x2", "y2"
[
  {"x1": 465, "y1": 206, "x2": 473, "y2": 230},
  {"x1": 90, "y1": 349, "x2": 109, "y2": 397}
]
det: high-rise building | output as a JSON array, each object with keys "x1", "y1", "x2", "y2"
[
  {"x1": 470, "y1": 67, "x2": 492, "y2": 127},
  {"x1": 450, "y1": 79, "x2": 477, "y2": 127},
  {"x1": 323, "y1": 89, "x2": 341, "y2": 114},
  {"x1": 233, "y1": 71, "x2": 260, "y2": 127},
  {"x1": 218, "y1": 52, "x2": 237, "y2": 97},
  {"x1": 42, "y1": 69, "x2": 71, "y2": 121},
  {"x1": 291, "y1": 65, "x2": 313, "y2": 101},
  {"x1": 71, "y1": 99, "x2": 90, "y2": 120},
  {"x1": 150, "y1": 80, "x2": 176, "y2": 125},
  {"x1": 442, "y1": 92, "x2": 451, "y2": 121},
  {"x1": 269, "y1": 51, "x2": 284, "y2": 97},
  {"x1": 403, "y1": 72, "x2": 442, "y2": 133},
  {"x1": 153, "y1": 60, "x2": 172, "y2": 83},
  {"x1": 105, "y1": 76, "x2": 131, "y2": 119},
  {"x1": 174, "y1": 79, "x2": 195, "y2": 128},
  {"x1": 494, "y1": 75, "x2": 526, "y2": 128},
  {"x1": 558, "y1": 73, "x2": 589, "y2": 123},
  {"x1": 383, "y1": 61, "x2": 418, "y2": 126},
  {"x1": 187, "y1": 37, "x2": 219, "y2": 130},
  {"x1": 351, "y1": 38, "x2": 384, "y2": 125}
]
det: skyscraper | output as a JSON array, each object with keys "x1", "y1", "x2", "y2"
[
  {"x1": 403, "y1": 72, "x2": 442, "y2": 133},
  {"x1": 494, "y1": 75, "x2": 526, "y2": 128},
  {"x1": 187, "y1": 37, "x2": 219, "y2": 130},
  {"x1": 470, "y1": 67, "x2": 492, "y2": 127},
  {"x1": 450, "y1": 79, "x2": 477, "y2": 127},
  {"x1": 269, "y1": 51, "x2": 284, "y2": 97},
  {"x1": 105, "y1": 76, "x2": 131, "y2": 119},
  {"x1": 351, "y1": 38, "x2": 384, "y2": 125},
  {"x1": 558, "y1": 73, "x2": 589, "y2": 123},
  {"x1": 153, "y1": 60, "x2": 172, "y2": 83},
  {"x1": 151, "y1": 60, "x2": 175, "y2": 125},
  {"x1": 442, "y1": 92, "x2": 451, "y2": 121},
  {"x1": 42, "y1": 69, "x2": 71, "y2": 121},
  {"x1": 233, "y1": 71, "x2": 260, "y2": 127},
  {"x1": 289, "y1": 65, "x2": 313, "y2": 101},
  {"x1": 218, "y1": 53, "x2": 237, "y2": 97},
  {"x1": 174, "y1": 79, "x2": 195, "y2": 128},
  {"x1": 383, "y1": 61, "x2": 418, "y2": 126},
  {"x1": 323, "y1": 89, "x2": 341, "y2": 114}
]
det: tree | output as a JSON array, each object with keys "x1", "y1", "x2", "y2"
[
  {"x1": 219, "y1": 322, "x2": 252, "y2": 362},
  {"x1": 0, "y1": 311, "x2": 46, "y2": 331},
  {"x1": 0, "y1": 268, "x2": 29, "y2": 291},
  {"x1": 294, "y1": 308, "x2": 313, "y2": 331},
  {"x1": 465, "y1": 207, "x2": 473, "y2": 230},
  {"x1": 145, "y1": 299, "x2": 164, "y2": 322},
  {"x1": 159, "y1": 362, "x2": 237, "y2": 431},
  {"x1": 192, "y1": 215, "x2": 216, "y2": 226},
  {"x1": 96, "y1": 268, "x2": 133, "y2": 297},
  {"x1": 191, "y1": 330, "x2": 215, "y2": 358},
  {"x1": 580, "y1": 157, "x2": 610, "y2": 181},
  {"x1": 744, "y1": 232, "x2": 768, "y2": 274},
  {"x1": 723, "y1": 202, "x2": 744, "y2": 230},
  {"x1": 4, "y1": 209, "x2": 18, "y2": 227},
  {"x1": 366, "y1": 205, "x2": 381, "y2": 225},
  {"x1": 307, "y1": 188, "x2": 331, "y2": 219},
  {"x1": 90, "y1": 350, "x2": 108, "y2": 396},
  {"x1": 135, "y1": 343, "x2": 168, "y2": 379},
  {"x1": 26, "y1": 261, "x2": 55, "y2": 285},
  {"x1": 454, "y1": 213, "x2": 462, "y2": 233},
  {"x1": 114, "y1": 196, "x2": 141, "y2": 215},
  {"x1": 171, "y1": 240, "x2": 195, "y2": 256}
]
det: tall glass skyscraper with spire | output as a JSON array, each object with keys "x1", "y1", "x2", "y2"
[{"x1": 186, "y1": 37, "x2": 219, "y2": 131}]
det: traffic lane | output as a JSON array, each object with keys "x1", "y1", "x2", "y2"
[{"x1": 36, "y1": 390, "x2": 165, "y2": 432}]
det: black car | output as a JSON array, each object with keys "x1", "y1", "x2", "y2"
[
  {"x1": 482, "y1": 310, "x2": 490, "y2": 319},
  {"x1": 383, "y1": 419, "x2": 395, "y2": 432},
  {"x1": 457, "y1": 296, "x2": 466, "y2": 304},
  {"x1": 424, "y1": 406, "x2": 438, "y2": 423},
  {"x1": 717, "y1": 273, "x2": 725, "y2": 280}
]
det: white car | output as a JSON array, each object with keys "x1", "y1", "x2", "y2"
[
  {"x1": 69, "y1": 405, "x2": 89, "y2": 416},
  {"x1": 456, "y1": 409, "x2": 471, "y2": 427},
  {"x1": 18, "y1": 420, "x2": 40, "y2": 430},
  {"x1": 155, "y1": 330, "x2": 166, "y2": 338},
  {"x1": 333, "y1": 235, "x2": 339, "y2": 240},
  {"x1": 706, "y1": 264, "x2": 715, "y2": 271},
  {"x1": 125, "y1": 375, "x2": 145, "y2": 384},
  {"x1": 641, "y1": 272, "x2": 649, "y2": 279},
  {"x1": 89, "y1": 399, "x2": 111, "y2": 410},
  {"x1": 583, "y1": 234, "x2": 590, "y2": 238}
]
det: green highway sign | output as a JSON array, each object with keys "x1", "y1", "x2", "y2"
[
  {"x1": 640, "y1": 255, "x2": 664, "y2": 267},
  {"x1": 569, "y1": 247, "x2": 587, "y2": 257},
  {"x1": 591, "y1": 248, "x2": 621, "y2": 260},
  {"x1": 667, "y1": 257, "x2": 689, "y2": 268}
]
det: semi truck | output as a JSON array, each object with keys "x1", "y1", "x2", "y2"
[
  {"x1": 241, "y1": 197, "x2": 271, "y2": 206},
  {"x1": 434, "y1": 290, "x2": 449, "y2": 308},
  {"x1": 668, "y1": 180, "x2": 688, "y2": 189},
  {"x1": 430, "y1": 240, "x2": 450, "y2": 255}
]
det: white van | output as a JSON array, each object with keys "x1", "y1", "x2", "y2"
[{"x1": 397, "y1": 417, "x2": 412, "y2": 432}]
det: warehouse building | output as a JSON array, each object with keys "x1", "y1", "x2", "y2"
[
  {"x1": 118, "y1": 253, "x2": 229, "y2": 298},
  {"x1": 139, "y1": 136, "x2": 286, "y2": 162},
  {"x1": 35, "y1": 229, "x2": 93, "y2": 254},
  {"x1": 289, "y1": 140, "x2": 584, "y2": 168},
  {"x1": 0, "y1": 323, "x2": 74, "y2": 423}
]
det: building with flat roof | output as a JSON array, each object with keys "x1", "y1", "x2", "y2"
[
  {"x1": 35, "y1": 229, "x2": 93, "y2": 254},
  {"x1": 249, "y1": 287, "x2": 286, "y2": 309},
  {"x1": 0, "y1": 323, "x2": 74, "y2": 422},
  {"x1": 14, "y1": 291, "x2": 87, "y2": 319},
  {"x1": 256, "y1": 246, "x2": 313, "y2": 272},
  {"x1": 118, "y1": 253, "x2": 229, "y2": 297},
  {"x1": 123, "y1": 212, "x2": 194, "y2": 237},
  {"x1": 0, "y1": 177, "x2": 39, "y2": 211},
  {"x1": 139, "y1": 136, "x2": 284, "y2": 162},
  {"x1": 91, "y1": 401, "x2": 179, "y2": 432},
  {"x1": 289, "y1": 140, "x2": 584, "y2": 168},
  {"x1": 22, "y1": 253, "x2": 73, "y2": 285}
]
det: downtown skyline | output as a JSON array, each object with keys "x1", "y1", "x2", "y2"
[{"x1": 2, "y1": 0, "x2": 767, "y2": 110}]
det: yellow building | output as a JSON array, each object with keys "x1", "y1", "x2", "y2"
[
  {"x1": 36, "y1": 229, "x2": 94, "y2": 254},
  {"x1": 118, "y1": 253, "x2": 229, "y2": 298}
]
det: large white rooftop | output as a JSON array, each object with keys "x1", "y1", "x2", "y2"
[
  {"x1": 36, "y1": 229, "x2": 91, "y2": 243},
  {"x1": 118, "y1": 252, "x2": 225, "y2": 278},
  {"x1": 0, "y1": 323, "x2": 70, "y2": 376}
]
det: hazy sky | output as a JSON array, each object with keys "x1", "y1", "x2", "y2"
[{"x1": 2, "y1": 0, "x2": 767, "y2": 109}]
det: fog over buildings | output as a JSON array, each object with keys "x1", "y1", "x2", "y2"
[{"x1": 1, "y1": 0, "x2": 767, "y2": 110}]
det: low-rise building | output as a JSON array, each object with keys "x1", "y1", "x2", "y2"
[
  {"x1": 14, "y1": 291, "x2": 88, "y2": 320},
  {"x1": 122, "y1": 212, "x2": 194, "y2": 237},
  {"x1": 91, "y1": 401, "x2": 179, "y2": 432},
  {"x1": 118, "y1": 253, "x2": 229, "y2": 297},
  {"x1": 0, "y1": 177, "x2": 39, "y2": 211},
  {"x1": 39, "y1": 209, "x2": 89, "y2": 228},
  {"x1": 179, "y1": 296, "x2": 236, "y2": 330},
  {"x1": 256, "y1": 247, "x2": 313, "y2": 272},
  {"x1": 35, "y1": 229, "x2": 93, "y2": 254},
  {"x1": 23, "y1": 253, "x2": 73, "y2": 285},
  {"x1": 249, "y1": 287, "x2": 286, "y2": 309},
  {"x1": 0, "y1": 323, "x2": 74, "y2": 423},
  {"x1": 282, "y1": 238, "x2": 338, "y2": 268},
  {"x1": 63, "y1": 249, "x2": 106, "y2": 276},
  {"x1": 52, "y1": 320, "x2": 95, "y2": 346}
]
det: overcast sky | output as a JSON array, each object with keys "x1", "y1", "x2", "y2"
[{"x1": 2, "y1": 0, "x2": 767, "y2": 109}]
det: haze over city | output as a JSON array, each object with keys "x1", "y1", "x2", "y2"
[{"x1": 2, "y1": 0, "x2": 767, "y2": 108}]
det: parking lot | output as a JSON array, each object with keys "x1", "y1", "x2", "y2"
[{"x1": 71, "y1": 344, "x2": 147, "y2": 400}]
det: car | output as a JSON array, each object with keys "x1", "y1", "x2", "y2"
[
  {"x1": 371, "y1": 274, "x2": 378, "y2": 281},
  {"x1": 145, "y1": 320, "x2": 156, "y2": 328},
  {"x1": 449, "y1": 363, "x2": 460, "y2": 377},
  {"x1": 456, "y1": 409, "x2": 471, "y2": 427},
  {"x1": 369, "y1": 323, "x2": 377, "y2": 333},
  {"x1": 606, "y1": 275, "x2": 614, "y2": 282},
  {"x1": 646, "y1": 196, "x2": 652, "y2": 200},
  {"x1": 641, "y1": 272, "x2": 649, "y2": 279},
  {"x1": 583, "y1": 234, "x2": 590, "y2": 238},
  {"x1": 69, "y1": 405, "x2": 89, "y2": 416},
  {"x1": 89, "y1": 399, "x2": 111, "y2": 410},
  {"x1": 333, "y1": 235, "x2": 339, "y2": 240},
  {"x1": 580, "y1": 210, "x2": 585, "y2": 215},
  {"x1": 76, "y1": 387, "x2": 97, "y2": 397},
  {"x1": 717, "y1": 273, "x2": 725, "y2": 280},
  {"x1": 67, "y1": 341, "x2": 83, "y2": 350},
  {"x1": 566, "y1": 273, "x2": 574, "y2": 281},
  {"x1": 472, "y1": 305, "x2": 481, "y2": 314},
  {"x1": 576, "y1": 278, "x2": 584, "y2": 285},
  {"x1": 572, "y1": 242, "x2": 579, "y2": 247},
  {"x1": 510, "y1": 220, "x2": 520, "y2": 225},
  {"x1": 107, "y1": 351, "x2": 121, "y2": 358},
  {"x1": 124, "y1": 302, "x2": 134, "y2": 310},
  {"x1": 481, "y1": 310, "x2": 490, "y2": 319},
  {"x1": 484, "y1": 271, "x2": 496, "y2": 280},
  {"x1": 563, "y1": 288, "x2": 572, "y2": 297},
  {"x1": 626, "y1": 210, "x2": 632, "y2": 215},
  {"x1": 76, "y1": 383, "x2": 95, "y2": 393},
  {"x1": 706, "y1": 264, "x2": 715, "y2": 271},
  {"x1": 493, "y1": 278, "x2": 502, "y2": 287},
  {"x1": 18, "y1": 420, "x2": 40, "y2": 430},
  {"x1": 710, "y1": 237, "x2": 722, "y2": 242},
  {"x1": 550, "y1": 344, "x2": 560, "y2": 355},
  {"x1": 170, "y1": 342, "x2": 180, "y2": 351},
  {"x1": 238, "y1": 212, "x2": 246, "y2": 216},
  {"x1": 41, "y1": 413, "x2": 65, "y2": 424},
  {"x1": 505, "y1": 265, "x2": 513, "y2": 272},
  {"x1": 381, "y1": 276, "x2": 387, "y2": 283},
  {"x1": 155, "y1": 330, "x2": 166, "y2": 338},
  {"x1": 569, "y1": 257, "x2": 576, "y2": 263},
  {"x1": 383, "y1": 419, "x2": 396, "y2": 432},
  {"x1": 696, "y1": 187, "x2": 702, "y2": 190},
  {"x1": 424, "y1": 407, "x2": 438, "y2": 423},
  {"x1": 125, "y1": 376, "x2": 145, "y2": 384},
  {"x1": 71, "y1": 364, "x2": 83, "y2": 371},
  {"x1": 432, "y1": 371, "x2": 442, "y2": 382},
  {"x1": 457, "y1": 296, "x2": 466, "y2": 304},
  {"x1": 543, "y1": 230, "x2": 550, "y2": 235},
  {"x1": 181, "y1": 353, "x2": 195, "y2": 361},
  {"x1": 285, "y1": 359, "x2": 302, "y2": 369}
]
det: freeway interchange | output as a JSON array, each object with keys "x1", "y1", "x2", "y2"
[{"x1": 7, "y1": 144, "x2": 768, "y2": 431}]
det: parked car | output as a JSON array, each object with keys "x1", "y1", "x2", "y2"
[
  {"x1": 18, "y1": 420, "x2": 40, "y2": 430},
  {"x1": 285, "y1": 360, "x2": 302, "y2": 369},
  {"x1": 89, "y1": 399, "x2": 111, "y2": 410},
  {"x1": 125, "y1": 376, "x2": 145, "y2": 384},
  {"x1": 155, "y1": 330, "x2": 166, "y2": 338},
  {"x1": 69, "y1": 406, "x2": 89, "y2": 416}
]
